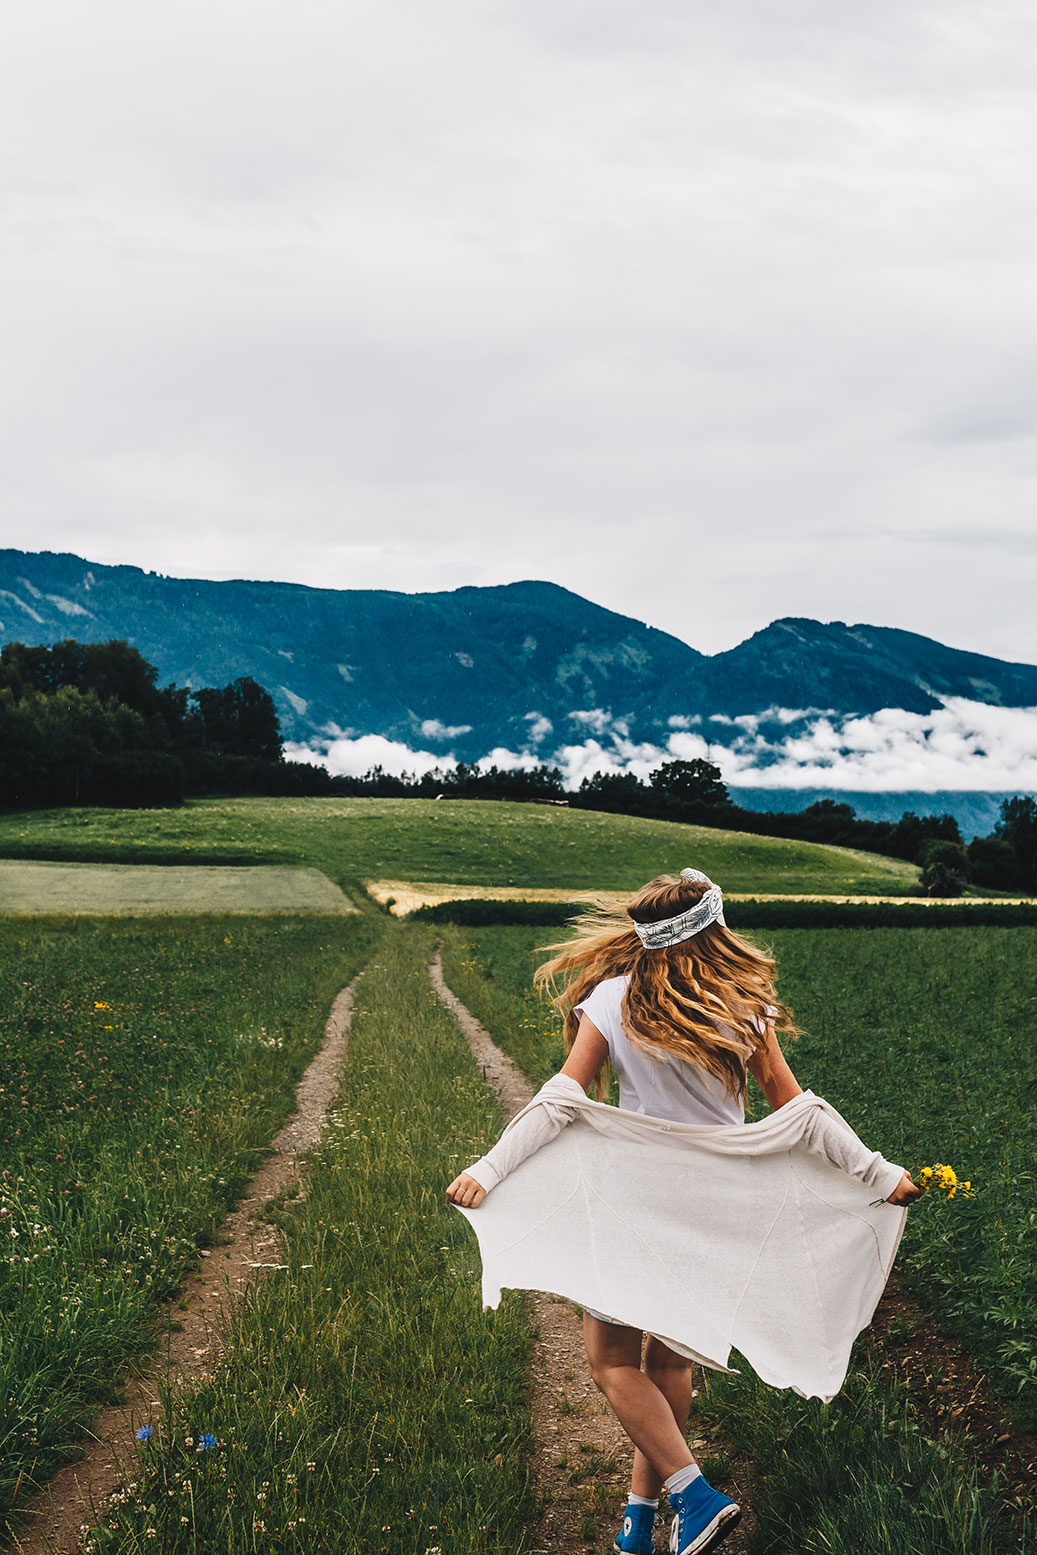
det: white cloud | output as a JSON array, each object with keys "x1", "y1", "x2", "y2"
[
  {"x1": 524, "y1": 712, "x2": 554, "y2": 742},
  {"x1": 718, "y1": 697, "x2": 1037, "y2": 792},
  {"x1": 569, "y1": 708, "x2": 613, "y2": 734},
  {"x1": 288, "y1": 694, "x2": 1037, "y2": 793},
  {"x1": 420, "y1": 718, "x2": 473, "y2": 740},
  {"x1": 284, "y1": 733, "x2": 447, "y2": 779},
  {"x1": 476, "y1": 746, "x2": 543, "y2": 773}
]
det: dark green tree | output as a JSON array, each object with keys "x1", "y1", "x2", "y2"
[
  {"x1": 994, "y1": 795, "x2": 1037, "y2": 892},
  {"x1": 577, "y1": 771, "x2": 649, "y2": 813},
  {"x1": 0, "y1": 638, "x2": 185, "y2": 737},
  {"x1": 966, "y1": 834, "x2": 1019, "y2": 891},
  {"x1": 888, "y1": 810, "x2": 963, "y2": 863},
  {"x1": 918, "y1": 838, "x2": 970, "y2": 898},
  {"x1": 190, "y1": 677, "x2": 282, "y2": 762},
  {"x1": 649, "y1": 759, "x2": 728, "y2": 812}
]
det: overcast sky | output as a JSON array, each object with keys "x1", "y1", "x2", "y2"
[{"x1": 3, "y1": 0, "x2": 1037, "y2": 663}]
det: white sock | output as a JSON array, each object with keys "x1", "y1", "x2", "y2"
[
  {"x1": 665, "y1": 1464, "x2": 702, "y2": 1498},
  {"x1": 627, "y1": 1494, "x2": 659, "y2": 1509}
]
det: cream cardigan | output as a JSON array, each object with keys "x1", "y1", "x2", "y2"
[{"x1": 457, "y1": 1076, "x2": 907, "y2": 1402}]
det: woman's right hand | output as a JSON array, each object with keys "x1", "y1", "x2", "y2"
[
  {"x1": 446, "y1": 1171, "x2": 487, "y2": 1208},
  {"x1": 886, "y1": 1171, "x2": 923, "y2": 1205}
]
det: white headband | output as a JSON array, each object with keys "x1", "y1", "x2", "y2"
[{"x1": 631, "y1": 867, "x2": 726, "y2": 948}]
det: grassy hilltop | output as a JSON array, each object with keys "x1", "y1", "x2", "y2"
[{"x1": 0, "y1": 795, "x2": 921, "y2": 897}]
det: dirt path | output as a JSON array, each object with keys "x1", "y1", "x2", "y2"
[
  {"x1": 429, "y1": 951, "x2": 753, "y2": 1555},
  {"x1": 7, "y1": 980, "x2": 358, "y2": 1555}
]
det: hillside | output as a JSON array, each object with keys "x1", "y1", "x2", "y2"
[
  {"x1": 0, "y1": 795, "x2": 922, "y2": 897},
  {"x1": 2, "y1": 550, "x2": 1035, "y2": 764}
]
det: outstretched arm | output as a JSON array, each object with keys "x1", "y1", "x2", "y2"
[
  {"x1": 748, "y1": 1021, "x2": 921, "y2": 1205},
  {"x1": 446, "y1": 1015, "x2": 609, "y2": 1208}
]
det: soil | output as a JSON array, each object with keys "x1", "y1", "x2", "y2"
[
  {"x1": 430, "y1": 951, "x2": 755, "y2": 1554},
  {"x1": 868, "y1": 1283, "x2": 1037, "y2": 1530},
  {"x1": 6, "y1": 981, "x2": 358, "y2": 1555}
]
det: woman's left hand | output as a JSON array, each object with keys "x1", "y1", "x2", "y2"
[
  {"x1": 886, "y1": 1171, "x2": 923, "y2": 1205},
  {"x1": 446, "y1": 1171, "x2": 486, "y2": 1208}
]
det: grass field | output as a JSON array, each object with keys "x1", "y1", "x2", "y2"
[
  {"x1": 0, "y1": 911, "x2": 379, "y2": 1532},
  {"x1": 3, "y1": 797, "x2": 1034, "y2": 1552},
  {"x1": 61, "y1": 924, "x2": 535, "y2": 1555},
  {"x1": 0, "y1": 797, "x2": 923, "y2": 896},
  {"x1": 0, "y1": 861, "x2": 356, "y2": 915}
]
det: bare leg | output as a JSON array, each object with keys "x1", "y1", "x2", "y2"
[
  {"x1": 583, "y1": 1314, "x2": 697, "y2": 1487},
  {"x1": 630, "y1": 1336, "x2": 696, "y2": 1498}
]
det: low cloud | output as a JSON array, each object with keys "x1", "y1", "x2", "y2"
[
  {"x1": 288, "y1": 696, "x2": 1037, "y2": 794},
  {"x1": 568, "y1": 708, "x2": 612, "y2": 735},
  {"x1": 525, "y1": 712, "x2": 554, "y2": 743},
  {"x1": 716, "y1": 697, "x2": 1037, "y2": 792},
  {"x1": 284, "y1": 733, "x2": 448, "y2": 780},
  {"x1": 420, "y1": 718, "x2": 473, "y2": 740}
]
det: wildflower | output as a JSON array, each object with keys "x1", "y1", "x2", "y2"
[
  {"x1": 135, "y1": 1424, "x2": 154, "y2": 1442},
  {"x1": 916, "y1": 1163, "x2": 975, "y2": 1200},
  {"x1": 199, "y1": 1432, "x2": 218, "y2": 1450}
]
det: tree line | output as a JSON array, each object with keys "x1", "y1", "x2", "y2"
[
  {"x1": 1, "y1": 638, "x2": 1033, "y2": 894},
  {"x1": 0, "y1": 639, "x2": 318, "y2": 806}
]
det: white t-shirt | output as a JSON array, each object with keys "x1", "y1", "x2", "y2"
[{"x1": 574, "y1": 974, "x2": 764, "y2": 1127}]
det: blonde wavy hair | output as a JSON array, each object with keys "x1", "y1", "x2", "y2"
[{"x1": 534, "y1": 873, "x2": 798, "y2": 1103}]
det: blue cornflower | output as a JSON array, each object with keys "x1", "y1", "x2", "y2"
[
  {"x1": 199, "y1": 1432, "x2": 218, "y2": 1450},
  {"x1": 135, "y1": 1424, "x2": 153, "y2": 1442}
]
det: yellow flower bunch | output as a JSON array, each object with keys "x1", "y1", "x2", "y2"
[{"x1": 917, "y1": 1164, "x2": 974, "y2": 1199}]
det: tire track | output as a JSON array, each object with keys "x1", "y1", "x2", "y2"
[{"x1": 7, "y1": 980, "x2": 359, "y2": 1555}]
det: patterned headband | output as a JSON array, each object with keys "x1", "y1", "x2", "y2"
[{"x1": 631, "y1": 867, "x2": 726, "y2": 948}]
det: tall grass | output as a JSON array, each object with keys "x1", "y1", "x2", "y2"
[
  {"x1": 72, "y1": 922, "x2": 534, "y2": 1555},
  {"x1": 700, "y1": 1358, "x2": 1029, "y2": 1555},
  {"x1": 0, "y1": 913, "x2": 379, "y2": 1535}
]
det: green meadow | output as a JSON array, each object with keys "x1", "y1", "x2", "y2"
[
  {"x1": 0, "y1": 795, "x2": 921, "y2": 896},
  {"x1": 0, "y1": 913, "x2": 380, "y2": 1537},
  {"x1": 68, "y1": 924, "x2": 535, "y2": 1555},
  {"x1": 1, "y1": 796, "x2": 1033, "y2": 1553}
]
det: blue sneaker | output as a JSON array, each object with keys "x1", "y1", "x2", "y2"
[
  {"x1": 668, "y1": 1476, "x2": 741, "y2": 1555},
  {"x1": 614, "y1": 1499, "x2": 658, "y2": 1553}
]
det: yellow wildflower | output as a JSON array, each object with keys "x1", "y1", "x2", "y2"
[{"x1": 916, "y1": 1163, "x2": 975, "y2": 1199}]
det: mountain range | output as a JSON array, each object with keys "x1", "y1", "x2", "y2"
[
  {"x1": 1, "y1": 548, "x2": 1035, "y2": 838},
  {"x1": 4, "y1": 547, "x2": 1035, "y2": 743}
]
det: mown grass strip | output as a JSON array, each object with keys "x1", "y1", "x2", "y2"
[
  {"x1": 0, "y1": 914, "x2": 380, "y2": 1535},
  {"x1": 439, "y1": 922, "x2": 1035, "y2": 1552},
  {"x1": 0, "y1": 862, "x2": 354, "y2": 916},
  {"x1": 73, "y1": 922, "x2": 534, "y2": 1555}
]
